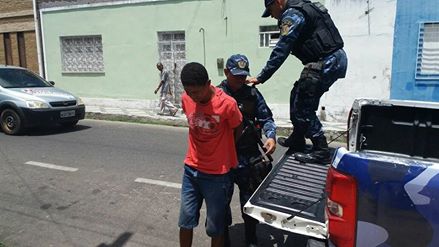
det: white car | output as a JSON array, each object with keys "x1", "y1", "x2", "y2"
[{"x1": 0, "y1": 65, "x2": 85, "y2": 135}]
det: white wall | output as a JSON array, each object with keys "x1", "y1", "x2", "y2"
[{"x1": 321, "y1": 0, "x2": 396, "y2": 122}]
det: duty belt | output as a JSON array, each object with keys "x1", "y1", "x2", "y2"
[{"x1": 304, "y1": 61, "x2": 323, "y2": 71}]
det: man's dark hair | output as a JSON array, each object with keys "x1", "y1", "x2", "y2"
[{"x1": 180, "y1": 62, "x2": 209, "y2": 86}]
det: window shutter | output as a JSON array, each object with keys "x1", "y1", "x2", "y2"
[
  {"x1": 60, "y1": 35, "x2": 104, "y2": 73},
  {"x1": 416, "y1": 23, "x2": 439, "y2": 81}
]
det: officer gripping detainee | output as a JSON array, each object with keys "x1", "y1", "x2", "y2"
[
  {"x1": 247, "y1": 0, "x2": 348, "y2": 164},
  {"x1": 219, "y1": 54, "x2": 276, "y2": 247}
]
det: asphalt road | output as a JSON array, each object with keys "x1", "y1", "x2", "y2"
[{"x1": 0, "y1": 119, "x2": 311, "y2": 247}]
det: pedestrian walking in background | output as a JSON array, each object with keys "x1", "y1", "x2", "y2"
[
  {"x1": 154, "y1": 62, "x2": 178, "y2": 116},
  {"x1": 218, "y1": 54, "x2": 277, "y2": 247},
  {"x1": 247, "y1": 0, "x2": 348, "y2": 164},
  {"x1": 178, "y1": 62, "x2": 243, "y2": 247}
]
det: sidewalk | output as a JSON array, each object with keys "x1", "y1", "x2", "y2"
[{"x1": 83, "y1": 97, "x2": 348, "y2": 142}]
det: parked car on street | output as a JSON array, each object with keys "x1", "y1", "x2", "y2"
[{"x1": 0, "y1": 65, "x2": 85, "y2": 135}]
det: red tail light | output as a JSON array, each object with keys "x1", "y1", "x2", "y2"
[{"x1": 326, "y1": 166, "x2": 358, "y2": 247}]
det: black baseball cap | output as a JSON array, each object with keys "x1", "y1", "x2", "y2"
[{"x1": 262, "y1": 0, "x2": 275, "y2": 18}]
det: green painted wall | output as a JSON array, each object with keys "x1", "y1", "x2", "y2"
[{"x1": 41, "y1": 0, "x2": 303, "y2": 103}]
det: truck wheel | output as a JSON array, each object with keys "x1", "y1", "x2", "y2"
[
  {"x1": 306, "y1": 238, "x2": 327, "y2": 247},
  {"x1": 1, "y1": 109, "x2": 23, "y2": 135}
]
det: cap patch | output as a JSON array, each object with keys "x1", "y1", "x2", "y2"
[{"x1": 238, "y1": 60, "x2": 247, "y2": 69}]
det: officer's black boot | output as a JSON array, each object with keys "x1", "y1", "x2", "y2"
[
  {"x1": 277, "y1": 131, "x2": 306, "y2": 153},
  {"x1": 294, "y1": 135, "x2": 331, "y2": 165},
  {"x1": 243, "y1": 216, "x2": 258, "y2": 246}
]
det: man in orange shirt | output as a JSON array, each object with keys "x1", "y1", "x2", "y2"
[{"x1": 178, "y1": 62, "x2": 243, "y2": 247}]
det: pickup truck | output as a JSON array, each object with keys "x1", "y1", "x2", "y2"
[{"x1": 244, "y1": 98, "x2": 439, "y2": 247}]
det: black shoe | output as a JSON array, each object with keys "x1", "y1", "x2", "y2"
[
  {"x1": 294, "y1": 151, "x2": 331, "y2": 164},
  {"x1": 294, "y1": 135, "x2": 330, "y2": 164},
  {"x1": 277, "y1": 137, "x2": 291, "y2": 147},
  {"x1": 277, "y1": 136, "x2": 305, "y2": 152}
]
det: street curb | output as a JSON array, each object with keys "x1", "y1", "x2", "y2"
[
  {"x1": 85, "y1": 112, "x2": 347, "y2": 143},
  {"x1": 85, "y1": 112, "x2": 189, "y2": 127}
]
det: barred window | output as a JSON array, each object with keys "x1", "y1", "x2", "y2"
[
  {"x1": 60, "y1": 35, "x2": 104, "y2": 73},
  {"x1": 259, "y1": 25, "x2": 280, "y2": 48},
  {"x1": 158, "y1": 32, "x2": 186, "y2": 61},
  {"x1": 416, "y1": 23, "x2": 439, "y2": 82}
]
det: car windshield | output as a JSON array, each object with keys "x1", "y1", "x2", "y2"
[{"x1": 0, "y1": 68, "x2": 52, "y2": 88}]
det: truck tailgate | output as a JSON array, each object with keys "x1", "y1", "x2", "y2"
[{"x1": 244, "y1": 152, "x2": 329, "y2": 239}]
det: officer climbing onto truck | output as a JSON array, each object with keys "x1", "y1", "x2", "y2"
[{"x1": 247, "y1": 0, "x2": 348, "y2": 164}]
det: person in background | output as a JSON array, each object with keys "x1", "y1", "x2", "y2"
[{"x1": 154, "y1": 62, "x2": 178, "y2": 116}]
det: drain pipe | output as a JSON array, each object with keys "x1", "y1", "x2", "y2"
[
  {"x1": 199, "y1": 28, "x2": 206, "y2": 66},
  {"x1": 32, "y1": 0, "x2": 44, "y2": 77}
]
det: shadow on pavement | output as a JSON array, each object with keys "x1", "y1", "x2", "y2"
[
  {"x1": 23, "y1": 124, "x2": 91, "y2": 136},
  {"x1": 228, "y1": 223, "x2": 309, "y2": 247},
  {"x1": 96, "y1": 232, "x2": 134, "y2": 247}
]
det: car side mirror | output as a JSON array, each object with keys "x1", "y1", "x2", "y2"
[{"x1": 49, "y1": 81, "x2": 55, "y2": 85}]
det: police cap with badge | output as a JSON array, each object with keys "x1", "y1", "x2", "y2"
[{"x1": 226, "y1": 54, "x2": 251, "y2": 76}]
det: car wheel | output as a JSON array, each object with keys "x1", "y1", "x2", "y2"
[
  {"x1": 1, "y1": 109, "x2": 23, "y2": 135},
  {"x1": 61, "y1": 120, "x2": 78, "y2": 128}
]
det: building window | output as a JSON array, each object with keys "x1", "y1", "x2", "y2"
[
  {"x1": 157, "y1": 32, "x2": 186, "y2": 61},
  {"x1": 3, "y1": 33, "x2": 13, "y2": 65},
  {"x1": 17, "y1": 32, "x2": 27, "y2": 68},
  {"x1": 259, "y1": 25, "x2": 280, "y2": 48},
  {"x1": 416, "y1": 22, "x2": 439, "y2": 82},
  {"x1": 60, "y1": 35, "x2": 104, "y2": 73}
]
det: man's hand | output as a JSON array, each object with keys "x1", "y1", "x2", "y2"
[
  {"x1": 263, "y1": 138, "x2": 276, "y2": 155},
  {"x1": 246, "y1": 76, "x2": 261, "y2": 85},
  {"x1": 154, "y1": 89, "x2": 158, "y2": 94}
]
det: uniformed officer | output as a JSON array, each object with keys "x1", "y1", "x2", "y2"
[
  {"x1": 219, "y1": 54, "x2": 276, "y2": 247},
  {"x1": 247, "y1": 0, "x2": 348, "y2": 164}
]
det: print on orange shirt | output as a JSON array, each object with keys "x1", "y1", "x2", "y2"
[{"x1": 187, "y1": 112, "x2": 221, "y2": 135}]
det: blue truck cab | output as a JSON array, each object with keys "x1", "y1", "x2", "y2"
[{"x1": 245, "y1": 99, "x2": 439, "y2": 247}]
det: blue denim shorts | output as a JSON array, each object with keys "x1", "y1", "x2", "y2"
[{"x1": 178, "y1": 164, "x2": 233, "y2": 237}]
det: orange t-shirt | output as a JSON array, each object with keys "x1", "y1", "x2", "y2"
[{"x1": 182, "y1": 86, "x2": 242, "y2": 174}]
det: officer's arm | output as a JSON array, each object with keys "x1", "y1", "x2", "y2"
[
  {"x1": 257, "y1": 9, "x2": 305, "y2": 84},
  {"x1": 234, "y1": 122, "x2": 243, "y2": 143},
  {"x1": 229, "y1": 100, "x2": 244, "y2": 143},
  {"x1": 254, "y1": 90, "x2": 277, "y2": 154},
  {"x1": 254, "y1": 90, "x2": 276, "y2": 140}
]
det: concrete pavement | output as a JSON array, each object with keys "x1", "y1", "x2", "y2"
[{"x1": 82, "y1": 97, "x2": 348, "y2": 142}]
